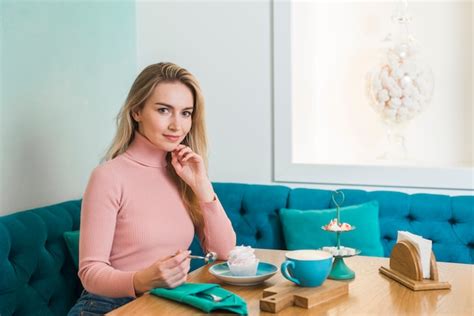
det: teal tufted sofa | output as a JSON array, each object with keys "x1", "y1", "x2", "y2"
[
  {"x1": 0, "y1": 200, "x2": 82, "y2": 316},
  {"x1": 1, "y1": 182, "x2": 472, "y2": 315}
]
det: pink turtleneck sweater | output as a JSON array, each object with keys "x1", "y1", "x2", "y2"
[{"x1": 78, "y1": 132, "x2": 236, "y2": 298}]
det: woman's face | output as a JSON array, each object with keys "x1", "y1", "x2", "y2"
[{"x1": 133, "y1": 81, "x2": 194, "y2": 152}]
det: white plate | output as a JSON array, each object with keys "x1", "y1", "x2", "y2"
[{"x1": 209, "y1": 262, "x2": 278, "y2": 286}]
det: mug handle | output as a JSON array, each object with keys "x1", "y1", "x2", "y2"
[{"x1": 281, "y1": 261, "x2": 300, "y2": 285}]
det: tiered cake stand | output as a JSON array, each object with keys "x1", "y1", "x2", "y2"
[{"x1": 322, "y1": 191, "x2": 360, "y2": 280}]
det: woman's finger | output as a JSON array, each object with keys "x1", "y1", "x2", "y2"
[
  {"x1": 160, "y1": 250, "x2": 189, "y2": 269},
  {"x1": 175, "y1": 147, "x2": 201, "y2": 162},
  {"x1": 177, "y1": 147, "x2": 193, "y2": 159},
  {"x1": 180, "y1": 151, "x2": 194, "y2": 161},
  {"x1": 162, "y1": 260, "x2": 190, "y2": 287},
  {"x1": 167, "y1": 277, "x2": 187, "y2": 289},
  {"x1": 181, "y1": 152, "x2": 198, "y2": 162},
  {"x1": 171, "y1": 152, "x2": 181, "y2": 169},
  {"x1": 168, "y1": 262, "x2": 189, "y2": 281},
  {"x1": 170, "y1": 265, "x2": 189, "y2": 285}
]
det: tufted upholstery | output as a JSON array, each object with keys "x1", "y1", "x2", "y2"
[
  {"x1": 286, "y1": 188, "x2": 473, "y2": 264},
  {"x1": 0, "y1": 200, "x2": 82, "y2": 316},
  {"x1": 1, "y1": 183, "x2": 472, "y2": 315}
]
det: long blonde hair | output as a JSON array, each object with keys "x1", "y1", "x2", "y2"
[{"x1": 103, "y1": 62, "x2": 208, "y2": 239}]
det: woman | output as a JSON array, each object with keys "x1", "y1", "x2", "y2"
[{"x1": 68, "y1": 62, "x2": 236, "y2": 315}]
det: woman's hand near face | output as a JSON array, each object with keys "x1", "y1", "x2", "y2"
[
  {"x1": 171, "y1": 145, "x2": 215, "y2": 202},
  {"x1": 133, "y1": 250, "x2": 191, "y2": 296}
]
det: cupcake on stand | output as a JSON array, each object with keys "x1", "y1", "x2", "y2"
[{"x1": 321, "y1": 191, "x2": 361, "y2": 280}]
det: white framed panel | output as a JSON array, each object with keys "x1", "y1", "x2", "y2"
[{"x1": 272, "y1": 0, "x2": 473, "y2": 191}]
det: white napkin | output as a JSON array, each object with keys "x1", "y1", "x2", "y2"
[{"x1": 397, "y1": 231, "x2": 432, "y2": 279}]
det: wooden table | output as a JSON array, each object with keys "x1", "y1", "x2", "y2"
[{"x1": 108, "y1": 249, "x2": 473, "y2": 315}]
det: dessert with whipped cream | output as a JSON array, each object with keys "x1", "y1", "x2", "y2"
[
  {"x1": 322, "y1": 246, "x2": 356, "y2": 256},
  {"x1": 227, "y1": 245, "x2": 259, "y2": 276},
  {"x1": 322, "y1": 218, "x2": 353, "y2": 232}
]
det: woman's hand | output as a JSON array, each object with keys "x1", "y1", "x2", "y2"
[
  {"x1": 171, "y1": 145, "x2": 214, "y2": 202},
  {"x1": 133, "y1": 250, "x2": 191, "y2": 296}
]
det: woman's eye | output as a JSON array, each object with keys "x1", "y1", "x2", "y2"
[
  {"x1": 183, "y1": 111, "x2": 193, "y2": 117},
  {"x1": 157, "y1": 108, "x2": 169, "y2": 114}
]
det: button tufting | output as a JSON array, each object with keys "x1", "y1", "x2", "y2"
[
  {"x1": 406, "y1": 214, "x2": 414, "y2": 221},
  {"x1": 448, "y1": 218, "x2": 457, "y2": 225},
  {"x1": 255, "y1": 230, "x2": 262, "y2": 240},
  {"x1": 45, "y1": 239, "x2": 54, "y2": 250},
  {"x1": 8, "y1": 250, "x2": 14, "y2": 261},
  {"x1": 240, "y1": 209, "x2": 246, "y2": 215}
]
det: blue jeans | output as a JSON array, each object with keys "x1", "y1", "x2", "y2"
[{"x1": 67, "y1": 289, "x2": 134, "y2": 316}]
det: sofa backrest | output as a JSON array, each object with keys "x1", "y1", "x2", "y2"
[
  {"x1": 0, "y1": 200, "x2": 82, "y2": 316},
  {"x1": 0, "y1": 182, "x2": 472, "y2": 316},
  {"x1": 286, "y1": 187, "x2": 473, "y2": 264},
  {"x1": 211, "y1": 183, "x2": 473, "y2": 264},
  {"x1": 213, "y1": 182, "x2": 290, "y2": 250}
]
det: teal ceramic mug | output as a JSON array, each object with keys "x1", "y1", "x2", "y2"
[{"x1": 281, "y1": 250, "x2": 333, "y2": 287}]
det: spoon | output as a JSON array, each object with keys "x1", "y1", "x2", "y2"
[
  {"x1": 189, "y1": 251, "x2": 217, "y2": 264},
  {"x1": 199, "y1": 292, "x2": 223, "y2": 302}
]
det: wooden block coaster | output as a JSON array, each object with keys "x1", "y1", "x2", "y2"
[{"x1": 259, "y1": 279, "x2": 349, "y2": 313}]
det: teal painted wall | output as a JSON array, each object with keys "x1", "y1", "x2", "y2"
[{"x1": 1, "y1": 0, "x2": 137, "y2": 214}]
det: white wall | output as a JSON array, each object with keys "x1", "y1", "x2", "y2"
[
  {"x1": 137, "y1": 0, "x2": 472, "y2": 195},
  {"x1": 136, "y1": 0, "x2": 273, "y2": 185},
  {"x1": 1, "y1": 0, "x2": 471, "y2": 216}
]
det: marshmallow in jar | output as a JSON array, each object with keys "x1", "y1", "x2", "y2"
[{"x1": 368, "y1": 40, "x2": 434, "y2": 124}]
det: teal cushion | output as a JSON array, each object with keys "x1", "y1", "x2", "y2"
[
  {"x1": 63, "y1": 230, "x2": 80, "y2": 269},
  {"x1": 280, "y1": 200, "x2": 384, "y2": 257}
]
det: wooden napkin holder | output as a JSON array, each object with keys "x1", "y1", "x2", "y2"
[
  {"x1": 259, "y1": 279, "x2": 348, "y2": 313},
  {"x1": 379, "y1": 240, "x2": 451, "y2": 291}
]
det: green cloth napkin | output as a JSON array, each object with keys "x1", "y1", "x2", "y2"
[{"x1": 150, "y1": 283, "x2": 248, "y2": 315}]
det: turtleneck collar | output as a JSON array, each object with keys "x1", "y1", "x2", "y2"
[{"x1": 125, "y1": 131, "x2": 168, "y2": 168}]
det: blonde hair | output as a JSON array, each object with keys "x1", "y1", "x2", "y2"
[{"x1": 103, "y1": 62, "x2": 208, "y2": 240}]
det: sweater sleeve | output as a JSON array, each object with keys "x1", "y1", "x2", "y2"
[
  {"x1": 78, "y1": 165, "x2": 137, "y2": 298},
  {"x1": 198, "y1": 195, "x2": 236, "y2": 260}
]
